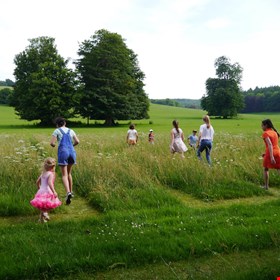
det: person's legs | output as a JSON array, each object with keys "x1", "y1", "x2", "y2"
[
  {"x1": 205, "y1": 141, "x2": 212, "y2": 165},
  {"x1": 42, "y1": 211, "x2": 50, "y2": 221},
  {"x1": 60, "y1": 165, "x2": 70, "y2": 193},
  {"x1": 263, "y1": 167, "x2": 269, "y2": 189},
  {"x1": 197, "y1": 142, "x2": 206, "y2": 160},
  {"x1": 67, "y1": 164, "x2": 73, "y2": 193}
]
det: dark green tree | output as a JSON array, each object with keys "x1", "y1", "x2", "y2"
[
  {"x1": 0, "y1": 88, "x2": 13, "y2": 105},
  {"x1": 13, "y1": 37, "x2": 77, "y2": 125},
  {"x1": 201, "y1": 56, "x2": 244, "y2": 118},
  {"x1": 215, "y1": 56, "x2": 243, "y2": 84},
  {"x1": 75, "y1": 29, "x2": 149, "y2": 125}
]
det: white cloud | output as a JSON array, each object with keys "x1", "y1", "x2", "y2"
[{"x1": 205, "y1": 18, "x2": 231, "y2": 29}]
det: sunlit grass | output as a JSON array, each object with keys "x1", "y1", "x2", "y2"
[{"x1": 1, "y1": 104, "x2": 280, "y2": 279}]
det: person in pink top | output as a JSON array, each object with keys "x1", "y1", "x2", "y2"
[{"x1": 30, "y1": 157, "x2": 62, "y2": 223}]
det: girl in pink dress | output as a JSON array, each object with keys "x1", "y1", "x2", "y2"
[{"x1": 30, "y1": 157, "x2": 62, "y2": 222}]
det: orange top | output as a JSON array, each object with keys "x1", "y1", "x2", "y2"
[{"x1": 262, "y1": 128, "x2": 280, "y2": 168}]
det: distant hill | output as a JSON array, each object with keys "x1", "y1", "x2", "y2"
[{"x1": 150, "y1": 98, "x2": 201, "y2": 109}]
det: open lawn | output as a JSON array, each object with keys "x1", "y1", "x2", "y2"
[{"x1": 0, "y1": 104, "x2": 280, "y2": 279}]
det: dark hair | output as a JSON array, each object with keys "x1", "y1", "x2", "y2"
[
  {"x1": 129, "y1": 124, "x2": 135, "y2": 129},
  {"x1": 262, "y1": 119, "x2": 280, "y2": 137},
  {"x1": 54, "y1": 117, "x2": 66, "y2": 128},
  {"x1": 172, "y1": 120, "x2": 179, "y2": 133}
]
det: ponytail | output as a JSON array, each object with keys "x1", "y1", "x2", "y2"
[
  {"x1": 172, "y1": 120, "x2": 179, "y2": 133},
  {"x1": 203, "y1": 115, "x2": 211, "y2": 129},
  {"x1": 273, "y1": 126, "x2": 280, "y2": 138}
]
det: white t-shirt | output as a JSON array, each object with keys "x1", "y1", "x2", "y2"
[
  {"x1": 199, "y1": 124, "x2": 214, "y2": 141},
  {"x1": 52, "y1": 127, "x2": 76, "y2": 145},
  {"x1": 127, "y1": 129, "x2": 138, "y2": 140}
]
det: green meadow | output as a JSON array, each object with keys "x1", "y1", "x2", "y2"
[{"x1": 1, "y1": 104, "x2": 280, "y2": 279}]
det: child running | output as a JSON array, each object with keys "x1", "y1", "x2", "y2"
[
  {"x1": 30, "y1": 157, "x2": 62, "y2": 223},
  {"x1": 50, "y1": 117, "x2": 79, "y2": 205}
]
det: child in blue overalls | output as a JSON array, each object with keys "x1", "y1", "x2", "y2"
[{"x1": 50, "y1": 117, "x2": 80, "y2": 205}]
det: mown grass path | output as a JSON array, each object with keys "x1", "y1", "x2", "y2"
[{"x1": 2, "y1": 185, "x2": 279, "y2": 227}]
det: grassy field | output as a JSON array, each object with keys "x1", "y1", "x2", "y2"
[{"x1": 1, "y1": 104, "x2": 280, "y2": 279}]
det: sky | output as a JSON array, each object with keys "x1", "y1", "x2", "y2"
[{"x1": 1, "y1": 0, "x2": 280, "y2": 99}]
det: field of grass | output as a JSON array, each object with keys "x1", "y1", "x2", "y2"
[{"x1": 0, "y1": 104, "x2": 280, "y2": 279}]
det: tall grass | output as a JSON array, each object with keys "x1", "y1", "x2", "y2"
[
  {"x1": 1, "y1": 104, "x2": 280, "y2": 279},
  {"x1": 0, "y1": 127, "x2": 275, "y2": 216}
]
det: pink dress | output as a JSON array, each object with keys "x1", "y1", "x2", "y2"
[{"x1": 30, "y1": 171, "x2": 62, "y2": 211}]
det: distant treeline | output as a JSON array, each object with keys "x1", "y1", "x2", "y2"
[
  {"x1": 242, "y1": 86, "x2": 280, "y2": 113},
  {"x1": 150, "y1": 98, "x2": 201, "y2": 109},
  {"x1": 0, "y1": 79, "x2": 15, "y2": 87}
]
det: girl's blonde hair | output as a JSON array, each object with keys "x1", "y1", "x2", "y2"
[
  {"x1": 43, "y1": 157, "x2": 56, "y2": 172},
  {"x1": 203, "y1": 115, "x2": 211, "y2": 129}
]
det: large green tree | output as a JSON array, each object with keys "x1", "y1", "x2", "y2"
[
  {"x1": 201, "y1": 56, "x2": 244, "y2": 118},
  {"x1": 13, "y1": 37, "x2": 77, "y2": 125},
  {"x1": 75, "y1": 29, "x2": 149, "y2": 125}
]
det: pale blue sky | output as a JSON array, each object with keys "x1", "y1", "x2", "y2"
[{"x1": 1, "y1": 0, "x2": 280, "y2": 99}]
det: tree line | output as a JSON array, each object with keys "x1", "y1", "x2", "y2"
[
  {"x1": 150, "y1": 98, "x2": 201, "y2": 109},
  {"x1": 9, "y1": 29, "x2": 149, "y2": 125},
  {"x1": 241, "y1": 86, "x2": 280, "y2": 113},
  {"x1": 3, "y1": 34, "x2": 280, "y2": 122}
]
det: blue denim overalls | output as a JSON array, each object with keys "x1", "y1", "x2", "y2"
[{"x1": 58, "y1": 128, "x2": 76, "y2": 165}]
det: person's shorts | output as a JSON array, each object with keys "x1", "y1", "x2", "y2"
[
  {"x1": 58, "y1": 149, "x2": 76, "y2": 165},
  {"x1": 128, "y1": 139, "x2": 137, "y2": 145}
]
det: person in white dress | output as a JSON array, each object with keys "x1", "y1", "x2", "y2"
[{"x1": 170, "y1": 120, "x2": 188, "y2": 158}]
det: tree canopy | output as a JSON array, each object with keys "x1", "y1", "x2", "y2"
[
  {"x1": 13, "y1": 37, "x2": 77, "y2": 125},
  {"x1": 75, "y1": 29, "x2": 149, "y2": 125},
  {"x1": 214, "y1": 56, "x2": 243, "y2": 84},
  {"x1": 201, "y1": 56, "x2": 244, "y2": 118}
]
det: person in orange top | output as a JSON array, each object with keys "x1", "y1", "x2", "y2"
[{"x1": 261, "y1": 119, "x2": 280, "y2": 189}]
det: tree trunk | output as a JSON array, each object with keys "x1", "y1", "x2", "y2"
[{"x1": 104, "y1": 117, "x2": 115, "y2": 126}]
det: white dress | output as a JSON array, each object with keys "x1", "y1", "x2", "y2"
[{"x1": 170, "y1": 128, "x2": 188, "y2": 153}]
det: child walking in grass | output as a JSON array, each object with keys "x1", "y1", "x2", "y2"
[
  {"x1": 188, "y1": 130, "x2": 198, "y2": 150},
  {"x1": 261, "y1": 119, "x2": 280, "y2": 190},
  {"x1": 170, "y1": 120, "x2": 188, "y2": 158},
  {"x1": 127, "y1": 124, "x2": 138, "y2": 145},
  {"x1": 197, "y1": 115, "x2": 214, "y2": 165},
  {"x1": 148, "y1": 129, "x2": 155, "y2": 144},
  {"x1": 30, "y1": 157, "x2": 62, "y2": 223}
]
